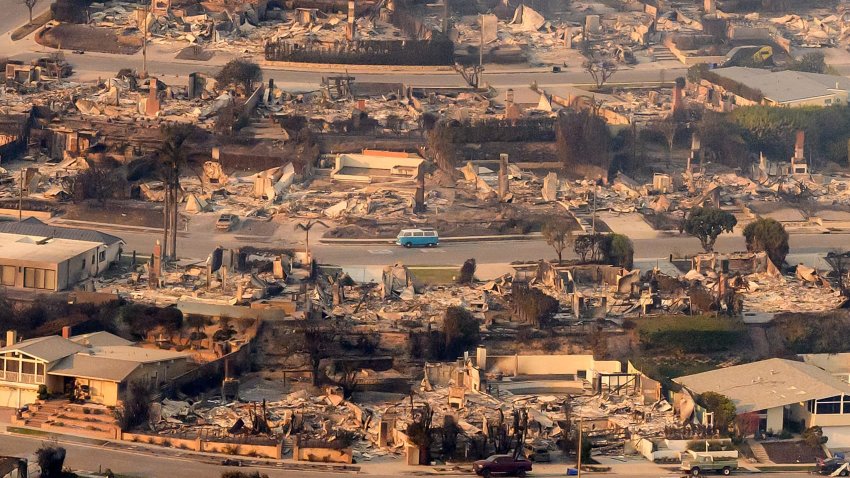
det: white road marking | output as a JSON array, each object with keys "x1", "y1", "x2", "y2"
[{"x1": 367, "y1": 249, "x2": 393, "y2": 255}]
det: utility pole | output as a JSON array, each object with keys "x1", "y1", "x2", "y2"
[
  {"x1": 591, "y1": 184, "x2": 597, "y2": 234},
  {"x1": 18, "y1": 169, "x2": 23, "y2": 221},
  {"x1": 577, "y1": 417, "x2": 583, "y2": 478},
  {"x1": 142, "y1": 4, "x2": 149, "y2": 75},
  {"x1": 479, "y1": 13, "x2": 484, "y2": 75}
]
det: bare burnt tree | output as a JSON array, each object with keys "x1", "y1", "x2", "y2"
[
  {"x1": 583, "y1": 58, "x2": 618, "y2": 90},
  {"x1": 21, "y1": 0, "x2": 37, "y2": 23},
  {"x1": 826, "y1": 251, "x2": 850, "y2": 296}
]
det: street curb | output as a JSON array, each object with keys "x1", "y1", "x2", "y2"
[
  {"x1": 319, "y1": 232, "x2": 542, "y2": 245},
  {"x1": 10, "y1": 9, "x2": 52, "y2": 41}
]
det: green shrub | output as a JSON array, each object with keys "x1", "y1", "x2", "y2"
[
  {"x1": 221, "y1": 472, "x2": 269, "y2": 478},
  {"x1": 698, "y1": 392, "x2": 736, "y2": 435},
  {"x1": 772, "y1": 310, "x2": 850, "y2": 354},
  {"x1": 803, "y1": 426, "x2": 828, "y2": 447},
  {"x1": 637, "y1": 315, "x2": 746, "y2": 353}
]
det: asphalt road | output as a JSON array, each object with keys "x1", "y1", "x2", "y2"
[
  {"x1": 103, "y1": 223, "x2": 850, "y2": 266},
  {"x1": 0, "y1": 0, "x2": 49, "y2": 41},
  {"x1": 0, "y1": 433, "x2": 812, "y2": 478},
  {"x1": 0, "y1": 9, "x2": 685, "y2": 90},
  {"x1": 0, "y1": 433, "x2": 340, "y2": 478},
  {"x1": 10, "y1": 45, "x2": 685, "y2": 90}
]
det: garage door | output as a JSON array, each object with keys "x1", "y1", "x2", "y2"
[
  {"x1": 823, "y1": 426, "x2": 850, "y2": 448},
  {"x1": 0, "y1": 387, "x2": 37, "y2": 409}
]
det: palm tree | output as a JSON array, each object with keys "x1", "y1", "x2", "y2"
[
  {"x1": 158, "y1": 123, "x2": 195, "y2": 260},
  {"x1": 295, "y1": 220, "x2": 329, "y2": 259}
]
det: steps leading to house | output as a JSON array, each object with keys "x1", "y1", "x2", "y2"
[
  {"x1": 749, "y1": 441, "x2": 771, "y2": 464},
  {"x1": 653, "y1": 47, "x2": 679, "y2": 61}
]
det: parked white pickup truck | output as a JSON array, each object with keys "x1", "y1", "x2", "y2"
[{"x1": 680, "y1": 452, "x2": 738, "y2": 476}]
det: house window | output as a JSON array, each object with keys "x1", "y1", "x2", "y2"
[
  {"x1": 21, "y1": 361, "x2": 35, "y2": 374},
  {"x1": 0, "y1": 265, "x2": 14, "y2": 286},
  {"x1": 816, "y1": 395, "x2": 843, "y2": 414},
  {"x1": 99, "y1": 251, "x2": 106, "y2": 262},
  {"x1": 81, "y1": 260, "x2": 85, "y2": 270},
  {"x1": 23, "y1": 268, "x2": 56, "y2": 290}
]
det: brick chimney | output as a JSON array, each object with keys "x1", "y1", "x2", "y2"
[
  {"x1": 6, "y1": 330, "x2": 16, "y2": 347},
  {"x1": 672, "y1": 83, "x2": 683, "y2": 112},
  {"x1": 145, "y1": 81, "x2": 161, "y2": 117},
  {"x1": 795, "y1": 130, "x2": 805, "y2": 160},
  {"x1": 62, "y1": 325, "x2": 72, "y2": 339},
  {"x1": 346, "y1": 0, "x2": 356, "y2": 41}
]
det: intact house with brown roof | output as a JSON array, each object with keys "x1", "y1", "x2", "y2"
[{"x1": 0, "y1": 329, "x2": 191, "y2": 408}]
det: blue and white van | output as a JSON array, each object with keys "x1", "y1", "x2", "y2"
[{"x1": 396, "y1": 228, "x2": 439, "y2": 248}]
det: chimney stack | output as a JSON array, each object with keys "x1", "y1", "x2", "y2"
[
  {"x1": 498, "y1": 153, "x2": 510, "y2": 200},
  {"x1": 704, "y1": 0, "x2": 716, "y2": 14},
  {"x1": 150, "y1": 240, "x2": 162, "y2": 289},
  {"x1": 795, "y1": 130, "x2": 805, "y2": 160},
  {"x1": 6, "y1": 330, "x2": 16, "y2": 347},
  {"x1": 506, "y1": 88, "x2": 514, "y2": 106},
  {"x1": 62, "y1": 326, "x2": 72, "y2": 339},
  {"x1": 145, "y1": 80, "x2": 161, "y2": 117},
  {"x1": 672, "y1": 83, "x2": 683, "y2": 112},
  {"x1": 346, "y1": 0, "x2": 356, "y2": 41}
]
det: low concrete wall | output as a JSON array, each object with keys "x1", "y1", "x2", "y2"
[
  {"x1": 293, "y1": 445, "x2": 353, "y2": 464},
  {"x1": 203, "y1": 439, "x2": 282, "y2": 459},
  {"x1": 628, "y1": 435, "x2": 656, "y2": 460},
  {"x1": 123, "y1": 432, "x2": 201, "y2": 450},
  {"x1": 628, "y1": 436, "x2": 738, "y2": 462},
  {"x1": 122, "y1": 432, "x2": 282, "y2": 458},
  {"x1": 482, "y1": 352, "x2": 621, "y2": 377}
]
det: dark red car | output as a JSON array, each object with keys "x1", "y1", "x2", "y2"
[{"x1": 472, "y1": 454, "x2": 532, "y2": 477}]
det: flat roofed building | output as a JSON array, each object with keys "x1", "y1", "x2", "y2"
[
  {"x1": 706, "y1": 67, "x2": 850, "y2": 108},
  {"x1": 0, "y1": 218, "x2": 123, "y2": 292}
]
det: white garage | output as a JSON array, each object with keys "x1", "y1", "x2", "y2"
[
  {"x1": 823, "y1": 426, "x2": 850, "y2": 449},
  {"x1": 0, "y1": 385, "x2": 37, "y2": 409}
]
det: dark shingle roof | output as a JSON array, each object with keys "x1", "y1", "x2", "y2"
[{"x1": 0, "y1": 218, "x2": 123, "y2": 246}]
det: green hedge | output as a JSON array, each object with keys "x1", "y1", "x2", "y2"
[
  {"x1": 637, "y1": 315, "x2": 746, "y2": 353},
  {"x1": 731, "y1": 104, "x2": 850, "y2": 165}
]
